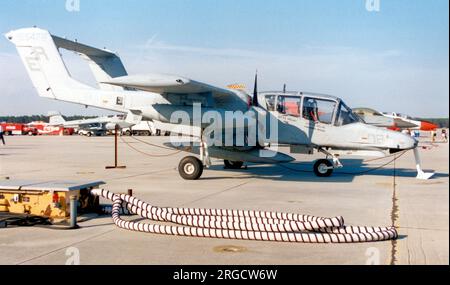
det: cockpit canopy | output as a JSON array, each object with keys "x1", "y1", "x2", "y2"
[
  {"x1": 382, "y1": 112, "x2": 412, "y2": 120},
  {"x1": 261, "y1": 92, "x2": 361, "y2": 126}
]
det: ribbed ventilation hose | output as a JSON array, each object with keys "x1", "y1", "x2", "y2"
[{"x1": 92, "y1": 189, "x2": 398, "y2": 243}]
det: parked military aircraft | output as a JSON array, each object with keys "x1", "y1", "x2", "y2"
[
  {"x1": 382, "y1": 112, "x2": 438, "y2": 132},
  {"x1": 48, "y1": 112, "x2": 133, "y2": 130},
  {"x1": 5, "y1": 27, "x2": 434, "y2": 180},
  {"x1": 353, "y1": 108, "x2": 438, "y2": 131}
]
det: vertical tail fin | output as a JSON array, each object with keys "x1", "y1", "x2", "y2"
[
  {"x1": 5, "y1": 27, "x2": 132, "y2": 113},
  {"x1": 5, "y1": 27, "x2": 74, "y2": 99},
  {"x1": 48, "y1": 111, "x2": 66, "y2": 126}
]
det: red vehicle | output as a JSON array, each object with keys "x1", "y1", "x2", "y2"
[
  {"x1": 0, "y1": 123, "x2": 39, "y2": 136},
  {"x1": 27, "y1": 122, "x2": 75, "y2": 136}
]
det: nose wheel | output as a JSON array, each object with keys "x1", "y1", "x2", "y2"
[
  {"x1": 178, "y1": 156, "x2": 204, "y2": 180},
  {"x1": 313, "y1": 159, "x2": 334, "y2": 177}
]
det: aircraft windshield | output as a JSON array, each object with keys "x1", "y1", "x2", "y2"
[
  {"x1": 335, "y1": 103, "x2": 360, "y2": 126},
  {"x1": 302, "y1": 97, "x2": 336, "y2": 124},
  {"x1": 277, "y1": 96, "x2": 301, "y2": 117}
]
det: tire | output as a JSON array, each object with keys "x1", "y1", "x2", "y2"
[
  {"x1": 155, "y1": 129, "x2": 161, "y2": 136},
  {"x1": 142, "y1": 131, "x2": 151, "y2": 136},
  {"x1": 125, "y1": 130, "x2": 132, "y2": 136},
  {"x1": 224, "y1": 160, "x2": 244, "y2": 169},
  {"x1": 86, "y1": 132, "x2": 92, "y2": 137},
  {"x1": 178, "y1": 156, "x2": 203, "y2": 180},
  {"x1": 313, "y1": 159, "x2": 334, "y2": 177}
]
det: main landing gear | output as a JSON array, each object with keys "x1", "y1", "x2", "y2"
[
  {"x1": 178, "y1": 156, "x2": 204, "y2": 180},
  {"x1": 178, "y1": 131, "x2": 211, "y2": 180},
  {"x1": 313, "y1": 148, "x2": 343, "y2": 177},
  {"x1": 178, "y1": 158, "x2": 246, "y2": 180},
  {"x1": 178, "y1": 129, "x2": 248, "y2": 180}
]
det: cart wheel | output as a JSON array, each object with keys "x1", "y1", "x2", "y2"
[
  {"x1": 313, "y1": 159, "x2": 334, "y2": 177},
  {"x1": 179, "y1": 156, "x2": 204, "y2": 180}
]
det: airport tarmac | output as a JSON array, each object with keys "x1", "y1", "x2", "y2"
[{"x1": 0, "y1": 135, "x2": 448, "y2": 265}]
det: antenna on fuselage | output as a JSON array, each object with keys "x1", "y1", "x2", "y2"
[{"x1": 252, "y1": 70, "x2": 258, "y2": 107}]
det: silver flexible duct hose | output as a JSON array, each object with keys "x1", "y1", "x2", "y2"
[{"x1": 92, "y1": 189, "x2": 398, "y2": 243}]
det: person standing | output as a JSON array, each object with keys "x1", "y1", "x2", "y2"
[
  {"x1": 0, "y1": 125, "x2": 5, "y2": 145},
  {"x1": 442, "y1": 129, "x2": 448, "y2": 143}
]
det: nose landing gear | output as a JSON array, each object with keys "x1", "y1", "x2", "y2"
[
  {"x1": 313, "y1": 148, "x2": 344, "y2": 177},
  {"x1": 313, "y1": 159, "x2": 334, "y2": 177}
]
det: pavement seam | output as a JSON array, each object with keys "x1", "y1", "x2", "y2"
[
  {"x1": 14, "y1": 227, "x2": 117, "y2": 265},
  {"x1": 390, "y1": 158, "x2": 399, "y2": 265},
  {"x1": 179, "y1": 179, "x2": 256, "y2": 207}
]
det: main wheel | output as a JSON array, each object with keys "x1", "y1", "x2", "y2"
[
  {"x1": 178, "y1": 156, "x2": 204, "y2": 180},
  {"x1": 224, "y1": 160, "x2": 244, "y2": 169},
  {"x1": 313, "y1": 159, "x2": 334, "y2": 177}
]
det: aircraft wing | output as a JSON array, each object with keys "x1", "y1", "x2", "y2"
[
  {"x1": 393, "y1": 118, "x2": 418, "y2": 129},
  {"x1": 51, "y1": 117, "x2": 113, "y2": 128},
  {"x1": 102, "y1": 74, "x2": 249, "y2": 110}
]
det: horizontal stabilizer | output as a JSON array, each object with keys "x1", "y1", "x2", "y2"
[{"x1": 52, "y1": 36, "x2": 128, "y2": 90}]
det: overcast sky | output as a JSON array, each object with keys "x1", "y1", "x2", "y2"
[{"x1": 0, "y1": 0, "x2": 448, "y2": 117}]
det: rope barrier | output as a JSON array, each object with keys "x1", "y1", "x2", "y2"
[
  {"x1": 120, "y1": 136, "x2": 183, "y2": 158},
  {"x1": 128, "y1": 135, "x2": 177, "y2": 151},
  {"x1": 121, "y1": 134, "x2": 409, "y2": 176},
  {"x1": 92, "y1": 189, "x2": 398, "y2": 243},
  {"x1": 276, "y1": 150, "x2": 409, "y2": 176}
]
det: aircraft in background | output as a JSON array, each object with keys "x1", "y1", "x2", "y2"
[
  {"x1": 48, "y1": 112, "x2": 133, "y2": 130},
  {"x1": 48, "y1": 112, "x2": 135, "y2": 136},
  {"x1": 6, "y1": 27, "x2": 434, "y2": 180},
  {"x1": 381, "y1": 112, "x2": 438, "y2": 132},
  {"x1": 353, "y1": 108, "x2": 438, "y2": 131}
]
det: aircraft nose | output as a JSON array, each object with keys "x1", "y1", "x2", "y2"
[
  {"x1": 4, "y1": 31, "x2": 13, "y2": 41},
  {"x1": 405, "y1": 133, "x2": 418, "y2": 150},
  {"x1": 391, "y1": 131, "x2": 417, "y2": 151}
]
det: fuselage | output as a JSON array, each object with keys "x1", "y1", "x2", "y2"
[{"x1": 257, "y1": 92, "x2": 418, "y2": 152}]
